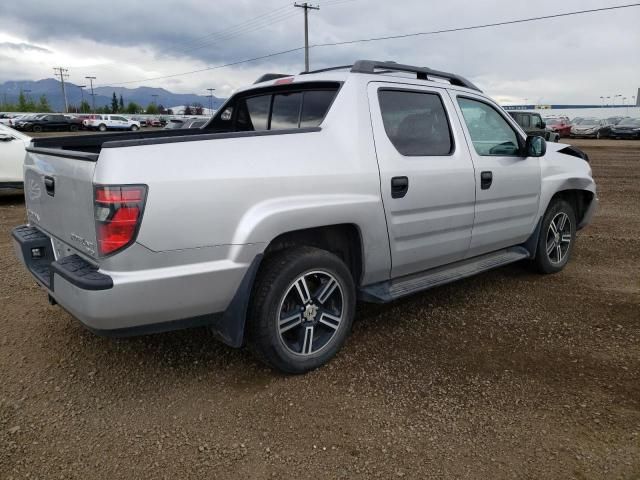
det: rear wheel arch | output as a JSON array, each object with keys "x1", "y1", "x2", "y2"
[{"x1": 262, "y1": 224, "x2": 364, "y2": 287}]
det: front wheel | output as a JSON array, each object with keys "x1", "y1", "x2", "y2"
[
  {"x1": 534, "y1": 199, "x2": 576, "y2": 274},
  {"x1": 130, "y1": 125, "x2": 139, "y2": 131},
  {"x1": 32, "y1": 125, "x2": 42, "y2": 133},
  {"x1": 69, "y1": 124, "x2": 78, "y2": 132},
  {"x1": 248, "y1": 246, "x2": 356, "y2": 374},
  {"x1": 98, "y1": 124, "x2": 107, "y2": 132}
]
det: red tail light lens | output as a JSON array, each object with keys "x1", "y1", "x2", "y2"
[{"x1": 94, "y1": 185, "x2": 147, "y2": 256}]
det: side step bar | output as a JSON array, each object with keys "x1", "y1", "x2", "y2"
[{"x1": 359, "y1": 246, "x2": 530, "y2": 303}]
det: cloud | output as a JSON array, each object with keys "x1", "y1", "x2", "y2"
[
  {"x1": 0, "y1": 41, "x2": 51, "y2": 54},
  {"x1": 0, "y1": 0, "x2": 638, "y2": 102}
]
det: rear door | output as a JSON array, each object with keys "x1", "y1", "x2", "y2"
[
  {"x1": 450, "y1": 93, "x2": 541, "y2": 257},
  {"x1": 368, "y1": 82, "x2": 476, "y2": 278}
]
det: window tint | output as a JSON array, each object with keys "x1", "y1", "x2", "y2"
[
  {"x1": 458, "y1": 97, "x2": 520, "y2": 156},
  {"x1": 271, "y1": 92, "x2": 302, "y2": 130},
  {"x1": 378, "y1": 90, "x2": 453, "y2": 156},
  {"x1": 531, "y1": 114, "x2": 543, "y2": 129},
  {"x1": 516, "y1": 114, "x2": 530, "y2": 128},
  {"x1": 300, "y1": 90, "x2": 335, "y2": 127},
  {"x1": 236, "y1": 95, "x2": 270, "y2": 131}
]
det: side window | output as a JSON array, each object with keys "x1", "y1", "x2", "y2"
[
  {"x1": 271, "y1": 92, "x2": 302, "y2": 130},
  {"x1": 300, "y1": 90, "x2": 335, "y2": 127},
  {"x1": 531, "y1": 114, "x2": 543, "y2": 129},
  {"x1": 457, "y1": 97, "x2": 521, "y2": 156},
  {"x1": 377, "y1": 90, "x2": 453, "y2": 156},
  {"x1": 515, "y1": 114, "x2": 529, "y2": 128},
  {"x1": 236, "y1": 95, "x2": 270, "y2": 131}
]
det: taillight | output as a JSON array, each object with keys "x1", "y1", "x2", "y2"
[{"x1": 94, "y1": 185, "x2": 147, "y2": 256}]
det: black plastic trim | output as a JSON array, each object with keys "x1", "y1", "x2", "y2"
[
  {"x1": 25, "y1": 146, "x2": 99, "y2": 162},
  {"x1": 51, "y1": 254, "x2": 113, "y2": 290},
  {"x1": 102, "y1": 126, "x2": 322, "y2": 148},
  {"x1": 351, "y1": 60, "x2": 481, "y2": 92},
  {"x1": 254, "y1": 73, "x2": 293, "y2": 84},
  {"x1": 0, "y1": 181, "x2": 24, "y2": 190}
]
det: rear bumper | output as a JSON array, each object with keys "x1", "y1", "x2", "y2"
[{"x1": 12, "y1": 225, "x2": 259, "y2": 346}]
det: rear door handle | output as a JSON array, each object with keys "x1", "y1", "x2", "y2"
[
  {"x1": 480, "y1": 171, "x2": 493, "y2": 190},
  {"x1": 391, "y1": 176, "x2": 409, "y2": 198},
  {"x1": 44, "y1": 176, "x2": 55, "y2": 196}
]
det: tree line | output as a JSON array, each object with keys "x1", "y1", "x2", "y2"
[{"x1": 1, "y1": 90, "x2": 205, "y2": 116}]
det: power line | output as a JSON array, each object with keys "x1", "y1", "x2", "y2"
[{"x1": 98, "y1": 3, "x2": 640, "y2": 87}]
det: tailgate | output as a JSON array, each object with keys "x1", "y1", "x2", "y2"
[{"x1": 24, "y1": 148, "x2": 99, "y2": 258}]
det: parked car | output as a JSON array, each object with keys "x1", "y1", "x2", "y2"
[
  {"x1": 608, "y1": 117, "x2": 640, "y2": 139},
  {"x1": 164, "y1": 118, "x2": 185, "y2": 129},
  {"x1": 182, "y1": 118, "x2": 207, "y2": 129},
  {"x1": 12, "y1": 114, "x2": 44, "y2": 130},
  {"x1": 543, "y1": 117, "x2": 572, "y2": 137},
  {"x1": 570, "y1": 117, "x2": 611, "y2": 139},
  {"x1": 571, "y1": 117, "x2": 584, "y2": 125},
  {"x1": 606, "y1": 116, "x2": 626, "y2": 126},
  {"x1": 0, "y1": 113, "x2": 16, "y2": 125},
  {"x1": 148, "y1": 118, "x2": 162, "y2": 127},
  {"x1": 507, "y1": 111, "x2": 560, "y2": 141},
  {"x1": 17, "y1": 114, "x2": 81, "y2": 133},
  {"x1": 0, "y1": 124, "x2": 30, "y2": 189},
  {"x1": 12, "y1": 60, "x2": 597, "y2": 373},
  {"x1": 131, "y1": 116, "x2": 148, "y2": 127},
  {"x1": 83, "y1": 114, "x2": 141, "y2": 132}
]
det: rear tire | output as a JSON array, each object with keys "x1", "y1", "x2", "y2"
[
  {"x1": 32, "y1": 125, "x2": 42, "y2": 133},
  {"x1": 534, "y1": 199, "x2": 576, "y2": 274},
  {"x1": 69, "y1": 124, "x2": 78, "y2": 132},
  {"x1": 248, "y1": 246, "x2": 356, "y2": 374}
]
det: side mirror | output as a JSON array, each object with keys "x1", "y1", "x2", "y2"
[{"x1": 525, "y1": 135, "x2": 546, "y2": 157}]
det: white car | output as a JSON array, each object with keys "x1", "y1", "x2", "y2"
[
  {"x1": 0, "y1": 124, "x2": 29, "y2": 189},
  {"x1": 83, "y1": 114, "x2": 141, "y2": 132}
]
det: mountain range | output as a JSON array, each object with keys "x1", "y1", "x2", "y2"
[{"x1": 0, "y1": 78, "x2": 225, "y2": 112}]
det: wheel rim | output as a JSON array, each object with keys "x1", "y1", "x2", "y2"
[
  {"x1": 546, "y1": 212, "x2": 572, "y2": 264},
  {"x1": 277, "y1": 270, "x2": 344, "y2": 357}
]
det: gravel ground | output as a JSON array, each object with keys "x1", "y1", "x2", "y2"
[{"x1": 1, "y1": 139, "x2": 638, "y2": 479}]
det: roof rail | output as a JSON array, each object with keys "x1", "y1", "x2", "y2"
[
  {"x1": 350, "y1": 60, "x2": 481, "y2": 92},
  {"x1": 254, "y1": 73, "x2": 292, "y2": 84},
  {"x1": 300, "y1": 65, "x2": 353, "y2": 75}
]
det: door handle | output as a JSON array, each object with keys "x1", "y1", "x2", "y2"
[
  {"x1": 44, "y1": 176, "x2": 55, "y2": 197},
  {"x1": 391, "y1": 176, "x2": 409, "y2": 198},
  {"x1": 480, "y1": 171, "x2": 493, "y2": 190}
]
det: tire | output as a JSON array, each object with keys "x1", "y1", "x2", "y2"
[
  {"x1": 98, "y1": 124, "x2": 107, "y2": 132},
  {"x1": 130, "y1": 125, "x2": 139, "y2": 131},
  {"x1": 32, "y1": 125, "x2": 42, "y2": 133},
  {"x1": 69, "y1": 124, "x2": 78, "y2": 132},
  {"x1": 533, "y1": 198, "x2": 576, "y2": 274},
  {"x1": 248, "y1": 246, "x2": 356, "y2": 374}
]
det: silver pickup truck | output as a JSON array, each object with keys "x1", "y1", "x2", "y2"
[{"x1": 13, "y1": 60, "x2": 597, "y2": 373}]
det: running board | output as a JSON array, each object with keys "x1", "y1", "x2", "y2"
[{"x1": 359, "y1": 246, "x2": 530, "y2": 303}]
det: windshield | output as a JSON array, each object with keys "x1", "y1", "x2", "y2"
[
  {"x1": 579, "y1": 118, "x2": 599, "y2": 126},
  {"x1": 544, "y1": 118, "x2": 560, "y2": 125},
  {"x1": 618, "y1": 118, "x2": 640, "y2": 126}
]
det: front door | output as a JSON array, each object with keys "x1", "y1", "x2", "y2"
[
  {"x1": 368, "y1": 83, "x2": 477, "y2": 278},
  {"x1": 450, "y1": 93, "x2": 541, "y2": 257}
]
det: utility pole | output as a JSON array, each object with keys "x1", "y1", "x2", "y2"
[
  {"x1": 53, "y1": 67, "x2": 69, "y2": 113},
  {"x1": 206, "y1": 88, "x2": 215, "y2": 114},
  {"x1": 77, "y1": 85, "x2": 86, "y2": 112},
  {"x1": 294, "y1": 2, "x2": 319, "y2": 72},
  {"x1": 85, "y1": 76, "x2": 96, "y2": 113}
]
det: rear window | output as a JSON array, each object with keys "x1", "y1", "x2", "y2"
[{"x1": 207, "y1": 82, "x2": 339, "y2": 132}]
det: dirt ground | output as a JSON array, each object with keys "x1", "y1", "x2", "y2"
[{"x1": 0, "y1": 139, "x2": 638, "y2": 479}]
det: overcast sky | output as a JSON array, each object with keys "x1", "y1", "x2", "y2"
[{"x1": 0, "y1": 0, "x2": 638, "y2": 104}]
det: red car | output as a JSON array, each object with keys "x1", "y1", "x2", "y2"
[{"x1": 543, "y1": 117, "x2": 572, "y2": 137}]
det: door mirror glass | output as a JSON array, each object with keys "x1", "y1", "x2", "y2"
[{"x1": 525, "y1": 135, "x2": 546, "y2": 157}]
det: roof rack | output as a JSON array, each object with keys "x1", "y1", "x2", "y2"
[
  {"x1": 254, "y1": 73, "x2": 292, "y2": 84},
  {"x1": 350, "y1": 60, "x2": 481, "y2": 92},
  {"x1": 299, "y1": 65, "x2": 353, "y2": 75}
]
